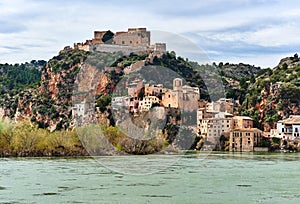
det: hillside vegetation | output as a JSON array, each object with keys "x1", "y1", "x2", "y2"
[{"x1": 240, "y1": 54, "x2": 300, "y2": 130}]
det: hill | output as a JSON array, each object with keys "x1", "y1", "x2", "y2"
[{"x1": 240, "y1": 54, "x2": 300, "y2": 130}]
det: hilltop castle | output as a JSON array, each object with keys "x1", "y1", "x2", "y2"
[{"x1": 70, "y1": 28, "x2": 166, "y2": 55}]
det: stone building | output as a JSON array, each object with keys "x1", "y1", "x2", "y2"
[
  {"x1": 232, "y1": 116, "x2": 253, "y2": 129},
  {"x1": 73, "y1": 28, "x2": 166, "y2": 54},
  {"x1": 161, "y1": 78, "x2": 199, "y2": 112},
  {"x1": 197, "y1": 111, "x2": 233, "y2": 143},
  {"x1": 229, "y1": 116, "x2": 263, "y2": 151},
  {"x1": 144, "y1": 84, "x2": 167, "y2": 97},
  {"x1": 162, "y1": 89, "x2": 180, "y2": 108},
  {"x1": 229, "y1": 128, "x2": 263, "y2": 151},
  {"x1": 205, "y1": 98, "x2": 234, "y2": 114},
  {"x1": 113, "y1": 28, "x2": 150, "y2": 47}
]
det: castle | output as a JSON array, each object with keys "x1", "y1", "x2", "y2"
[{"x1": 71, "y1": 28, "x2": 166, "y2": 55}]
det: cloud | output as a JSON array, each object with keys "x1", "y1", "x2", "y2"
[
  {"x1": 0, "y1": 21, "x2": 26, "y2": 33},
  {"x1": 0, "y1": 0, "x2": 299, "y2": 68}
]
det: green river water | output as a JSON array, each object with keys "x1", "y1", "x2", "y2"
[{"x1": 0, "y1": 152, "x2": 300, "y2": 204}]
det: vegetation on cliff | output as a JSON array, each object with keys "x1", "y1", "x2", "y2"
[
  {"x1": 240, "y1": 54, "x2": 300, "y2": 130},
  {"x1": 0, "y1": 60, "x2": 44, "y2": 95}
]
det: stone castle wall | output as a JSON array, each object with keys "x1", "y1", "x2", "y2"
[
  {"x1": 72, "y1": 28, "x2": 166, "y2": 54},
  {"x1": 113, "y1": 28, "x2": 150, "y2": 47},
  {"x1": 90, "y1": 44, "x2": 148, "y2": 55}
]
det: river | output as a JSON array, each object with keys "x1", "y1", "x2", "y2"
[{"x1": 1, "y1": 152, "x2": 300, "y2": 204}]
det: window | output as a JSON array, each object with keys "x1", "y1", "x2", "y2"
[
  {"x1": 130, "y1": 41, "x2": 132, "y2": 44},
  {"x1": 122, "y1": 41, "x2": 125, "y2": 44}
]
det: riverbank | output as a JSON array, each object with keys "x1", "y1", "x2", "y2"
[{"x1": 1, "y1": 119, "x2": 299, "y2": 157}]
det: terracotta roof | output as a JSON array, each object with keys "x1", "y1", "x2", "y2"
[
  {"x1": 278, "y1": 115, "x2": 300, "y2": 124},
  {"x1": 231, "y1": 128, "x2": 263, "y2": 133},
  {"x1": 233, "y1": 116, "x2": 253, "y2": 120}
]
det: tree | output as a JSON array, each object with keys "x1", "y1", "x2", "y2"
[
  {"x1": 282, "y1": 63, "x2": 288, "y2": 70},
  {"x1": 102, "y1": 30, "x2": 114, "y2": 44},
  {"x1": 293, "y1": 53, "x2": 299, "y2": 62}
]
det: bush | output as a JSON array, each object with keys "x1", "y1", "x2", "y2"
[{"x1": 0, "y1": 119, "x2": 84, "y2": 156}]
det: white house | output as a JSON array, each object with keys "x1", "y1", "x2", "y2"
[{"x1": 277, "y1": 115, "x2": 300, "y2": 140}]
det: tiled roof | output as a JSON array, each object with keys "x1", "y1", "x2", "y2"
[{"x1": 278, "y1": 115, "x2": 300, "y2": 124}]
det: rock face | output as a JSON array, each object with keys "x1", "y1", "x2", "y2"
[
  {"x1": 0, "y1": 50, "x2": 148, "y2": 131},
  {"x1": 241, "y1": 54, "x2": 300, "y2": 131},
  {"x1": 0, "y1": 50, "x2": 88, "y2": 130}
]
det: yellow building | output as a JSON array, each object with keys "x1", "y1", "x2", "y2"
[
  {"x1": 161, "y1": 90, "x2": 180, "y2": 108},
  {"x1": 161, "y1": 78, "x2": 199, "y2": 111},
  {"x1": 229, "y1": 128, "x2": 263, "y2": 151},
  {"x1": 144, "y1": 84, "x2": 167, "y2": 96},
  {"x1": 229, "y1": 116, "x2": 263, "y2": 151},
  {"x1": 232, "y1": 116, "x2": 254, "y2": 129}
]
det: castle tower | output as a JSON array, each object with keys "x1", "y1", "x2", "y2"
[{"x1": 173, "y1": 78, "x2": 183, "y2": 91}]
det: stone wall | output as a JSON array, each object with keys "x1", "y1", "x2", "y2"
[{"x1": 90, "y1": 44, "x2": 148, "y2": 55}]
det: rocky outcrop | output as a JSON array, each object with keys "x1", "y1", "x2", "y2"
[{"x1": 241, "y1": 54, "x2": 300, "y2": 131}]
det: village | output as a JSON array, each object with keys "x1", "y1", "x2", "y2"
[
  {"x1": 109, "y1": 75, "x2": 300, "y2": 152},
  {"x1": 70, "y1": 28, "x2": 300, "y2": 152}
]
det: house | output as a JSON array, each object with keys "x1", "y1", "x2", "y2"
[
  {"x1": 139, "y1": 96, "x2": 160, "y2": 112},
  {"x1": 229, "y1": 116, "x2": 263, "y2": 151},
  {"x1": 197, "y1": 112, "x2": 233, "y2": 143},
  {"x1": 277, "y1": 115, "x2": 300, "y2": 140},
  {"x1": 229, "y1": 128, "x2": 263, "y2": 151},
  {"x1": 111, "y1": 96, "x2": 130, "y2": 110},
  {"x1": 232, "y1": 116, "x2": 253, "y2": 129}
]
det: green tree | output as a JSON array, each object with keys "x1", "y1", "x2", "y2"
[{"x1": 102, "y1": 30, "x2": 114, "y2": 44}]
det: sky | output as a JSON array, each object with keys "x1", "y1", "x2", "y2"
[{"x1": 1, "y1": 0, "x2": 300, "y2": 68}]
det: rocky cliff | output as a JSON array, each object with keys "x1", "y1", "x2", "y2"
[{"x1": 240, "y1": 54, "x2": 300, "y2": 131}]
